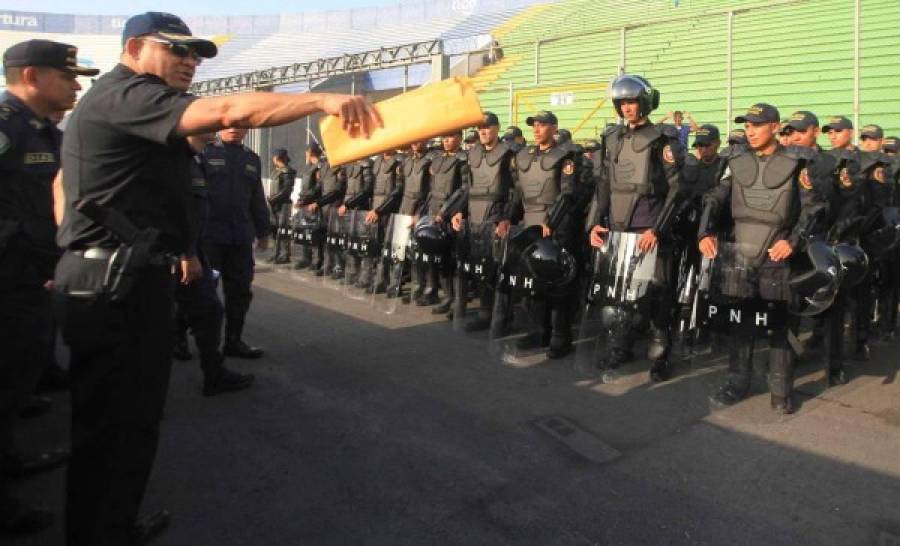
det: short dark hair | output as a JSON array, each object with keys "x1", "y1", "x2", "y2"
[
  {"x1": 306, "y1": 142, "x2": 322, "y2": 156},
  {"x1": 3, "y1": 66, "x2": 23, "y2": 85}
]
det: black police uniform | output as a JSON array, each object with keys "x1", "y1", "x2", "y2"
[
  {"x1": 700, "y1": 143, "x2": 830, "y2": 412},
  {"x1": 364, "y1": 153, "x2": 403, "y2": 292},
  {"x1": 317, "y1": 160, "x2": 348, "y2": 278},
  {"x1": 0, "y1": 91, "x2": 63, "y2": 526},
  {"x1": 293, "y1": 159, "x2": 321, "y2": 269},
  {"x1": 340, "y1": 158, "x2": 374, "y2": 285},
  {"x1": 398, "y1": 150, "x2": 432, "y2": 300},
  {"x1": 508, "y1": 141, "x2": 581, "y2": 357},
  {"x1": 588, "y1": 121, "x2": 685, "y2": 375},
  {"x1": 53, "y1": 63, "x2": 197, "y2": 546},
  {"x1": 175, "y1": 154, "x2": 254, "y2": 393},
  {"x1": 444, "y1": 138, "x2": 514, "y2": 331},
  {"x1": 269, "y1": 162, "x2": 296, "y2": 264},
  {"x1": 427, "y1": 148, "x2": 468, "y2": 313},
  {"x1": 201, "y1": 140, "x2": 271, "y2": 356}
]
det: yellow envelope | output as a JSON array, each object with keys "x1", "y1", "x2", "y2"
[{"x1": 320, "y1": 77, "x2": 484, "y2": 166}]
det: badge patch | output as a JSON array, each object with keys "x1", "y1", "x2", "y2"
[
  {"x1": 799, "y1": 168, "x2": 812, "y2": 190},
  {"x1": 873, "y1": 167, "x2": 885, "y2": 183},
  {"x1": 562, "y1": 160, "x2": 575, "y2": 176},
  {"x1": 839, "y1": 167, "x2": 852, "y2": 188},
  {"x1": 0, "y1": 132, "x2": 10, "y2": 155},
  {"x1": 662, "y1": 144, "x2": 675, "y2": 164}
]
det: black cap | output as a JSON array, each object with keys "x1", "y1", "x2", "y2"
[
  {"x1": 480, "y1": 112, "x2": 500, "y2": 127},
  {"x1": 883, "y1": 136, "x2": 898, "y2": 153},
  {"x1": 525, "y1": 111, "x2": 558, "y2": 126},
  {"x1": 860, "y1": 124, "x2": 884, "y2": 139},
  {"x1": 823, "y1": 116, "x2": 853, "y2": 132},
  {"x1": 504, "y1": 125, "x2": 523, "y2": 138},
  {"x1": 727, "y1": 129, "x2": 747, "y2": 145},
  {"x1": 3, "y1": 39, "x2": 99, "y2": 76},
  {"x1": 693, "y1": 124, "x2": 720, "y2": 147},
  {"x1": 122, "y1": 12, "x2": 217, "y2": 58},
  {"x1": 786, "y1": 110, "x2": 819, "y2": 131},
  {"x1": 734, "y1": 103, "x2": 780, "y2": 124}
]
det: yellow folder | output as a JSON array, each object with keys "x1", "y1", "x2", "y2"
[{"x1": 319, "y1": 77, "x2": 484, "y2": 166}]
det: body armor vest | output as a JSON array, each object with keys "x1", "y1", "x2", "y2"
[
  {"x1": 271, "y1": 166, "x2": 291, "y2": 194},
  {"x1": 372, "y1": 155, "x2": 399, "y2": 209},
  {"x1": 401, "y1": 154, "x2": 430, "y2": 214},
  {"x1": 429, "y1": 151, "x2": 465, "y2": 213},
  {"x1": 319, "y1": 163, "x2": 343, "y2": 195},
  {"x1": 607, "y1": 125, "x2": 663, "y2": 228},
  {"x1": 729, "y1": 151, "x2": 799, "y2": 265},
  {"x1": 861, "y1": 152, "x2": 893, "y2": 205},
  {"x1": 299, "y1": 162, "x2": 320, "y2": 197},
  {"x1": 683, "y1": 155, "x2": 723, "y2": 196},
  {"x1": 468, "y1": 142, "x2": 510, "y2": 222},
  {"x1": 344, "y1": 161, "x2": 370, "y2": 208},
  {"x1": 515, "y1": 145, "x2": 566, "y2": 225}
]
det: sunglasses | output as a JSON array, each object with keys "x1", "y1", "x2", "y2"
[{"x1": 144, "y1": 37, "x2": 203, "y2": 63}]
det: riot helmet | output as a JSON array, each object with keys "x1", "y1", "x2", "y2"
[
  {"x1": 861, "y1": 207, "x2": 900, "y2": 257},
  {"x1": 414, "y1": 216, "x2": 449, "y2": 256},
  {"x1": 522, "y1": 237, "x2": 577, "y2": 289},
  {"x1": 789, "y1": 240, "x2": 840, "y2": 316},
  {"x1": 832, "y1": 242, "x2": 869, "y2": 288},
  {"x1": 609, "y1": 74, "x2": 660, "y2": 119}
]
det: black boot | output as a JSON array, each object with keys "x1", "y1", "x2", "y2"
[
  {"x1": 202, "y1": 355, "x2": 254, "y2": 396},
  {"x1": 710, "y1": 338, "x2": 754, "y2": 407},
  {"x1": 649, "y1": 359, "x2": 672, "y2": 382},
  {"x1": 768, "y1": 345, "x2": 795, "y2": 415},
  {"x1": 223, "y1": 339, "x2": 264, "y2": 359}
]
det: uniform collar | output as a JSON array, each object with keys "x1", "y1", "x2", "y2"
[{"x1": 1, "y1": 91, "x2": 49, "y2": 130}]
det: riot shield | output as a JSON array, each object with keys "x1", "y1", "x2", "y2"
[
  {"x1": 371, "y1": 213, "x2": 414, "y2": 314},
  {"x1": 343, "y1": 210, "x2": 378, "y2": 299},
  {"x1": 574, "y1": 232, "x2": 659, "y2": 376},
  {"x1": 291, "y1": 208, "x2": 324, "y2": 248},
  {"x1": 452, "y1": 221, "x2": 498, "y2": 332},
  {"x1": 671, "y1": 245, "x2": 701, "y2": 362},
  {"x1": 321, "y1": 209, "x2": 349, "y2": 289}
]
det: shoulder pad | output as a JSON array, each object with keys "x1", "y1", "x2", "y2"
[
  {"x1": 632, "y1": 124, "x2": 664, "y2": 152},
  {"x1": 540, "y1": 145, "x2": 569, "y2": 170},
  {"x1": 456, "y1": 150, "x2": 468, "y2": 162},
  {"x1": 781, "y1": 145, "x2": 816, "y2": 161},
  {"x1": 603, "y1": 124, "x2": 620, "y2": 137}
]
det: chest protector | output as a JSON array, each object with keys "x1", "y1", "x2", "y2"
[
  {"x1": 300, "y1": 163, "x2": 320, "y2": 191},
  {"x1": 469, "y1": 142, "x2": 510, "y2": 201},
  {"x1": 729, "y1": 151, "x2": 798, "y2": 264},
  {"x1": 515, "y1": 146, "x2": 565, "y2": 212},
  {"x1": 430, "y1": 152, "x2": 464, "y2": 207},
  {"x1": 607, "y1": 125, "x2": 663, "y2": 227},
  {"x1": 320, "y1": 164, "x2": 343, "y2": 195},
  {"x1": 372, "y1": 156, "x2": 398, "y2": 208},
  {"x1": 345, "y1": 162, "x2": 365, "y2": 197},
  {"x1": 402, "y1": 155, "x2": 430, "y2": 203}
]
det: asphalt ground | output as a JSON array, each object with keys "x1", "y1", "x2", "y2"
[{"x1": 5, "y1": 260, "x2": 900, "y2": 546}]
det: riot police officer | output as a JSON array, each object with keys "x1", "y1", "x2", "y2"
[
  {"x1": 586, "y1": 74, "x2": 685, "y2": 382},
  {"x1": 177, "y1": 135, "x2": 255, "y2": 394},
  {"x1": 426, "y1": 133, "x2": 468, "y2": 313},
  {"x1": 699, "y1": 103, "x2": 830, "y2": 414},
  {"x1": 268, "y1": 148, "x2": 296, "y2": 264},
  {"x1": 399, "y1": 141, "x2": 432, "y2": 302},
  {"x1": 504, "y1": 110, "x2": 581, "y2": 358},
  {"x1": 363, "y1": 150, "x2": 403, "y2": 292},
  {"x1": 503, "y1": 125, "x2": 525, "y2": 152},
  {"x1": 0, "y1": 38, "x2": 95, "y2": 537},
  {"x1": 338, "y1": 157, "x2": 374, "y2": 286},
  {"x1": 293, "y1": 143, "x2": 322, "y2": 270},
  {"x1": 308, "y1": 156, "x2": 347, "y2": 278},
  {"x1": 444, "y1": 112, "x2": 515, "y2": 331},
  {"x1": 202, "y1": 128, "x2": 271, "y2": 358}
]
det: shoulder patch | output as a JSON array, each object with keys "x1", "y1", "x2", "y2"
[
  {"x1": 562, "y1": 160, "x2": 575, "y2": 175},
  {"x1": 799, "y1": 168, "x2": 813, "y2": 190},
  {"x1": 662, "y1": 144, "x2": 676, "y2": 164},
  {"x1": 873, "y1": 166, "x2": 886, "y2": 184},
  {"x1": 839, "y1": 167, "x2": 853, "y2": 188},
  {"x1": 0, "y1": 132, "x2": 10, "y2": 155}
]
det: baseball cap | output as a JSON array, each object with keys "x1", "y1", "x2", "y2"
[
  {"x1": 525, "y1": 110, "x2": 558, "y2": 126},
  {"x1": 693, "y1": 124, "x2": 720, "y2": 147},
  {"x1": 122, "y1": 12, "x2": 217, "y2": 58},
  {"x1": 860, "y1": 124, "x2": 884, "y2": 139},
  {"x1": 727, "y1": 129, "x2": 747, "y2": 145},
  {"x1": 3, "y1": 39, "x2": 99, "y2": 76},
  {"x1": 504, "y1": 126, "x2": 523, "y2": 138},
  {"x1": 785, "y1": 110, "x2": 819, "y2": 131},
  {"x1": 480, "y1": 112, "x2": 500, "y2": 128},
  {"x1": 734, "y1": 103, "x2": 780, "y2": 124},
  {"x1": 822, "y1": 116, "x2": 853, "y2": 132}
]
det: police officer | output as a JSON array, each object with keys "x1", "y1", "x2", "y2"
[
  {"x1": 309, "y1": 155, "x2": 347, "y2": 278},
  {"x1": 883, "y1": 135, "x2": 900, "y2": 341},
  {"x1": 202, "y1": 128, "x2": 271, "y2": 359},
  {"x1": 399, "y1": 141, "x2": 432, "y2": 302},
  {"x1": 444, "y1": 112, "x2": 515, "y2": 331},
  {"x1": 699, "y1": 103, "x2": 830, "y2": 414},
  {"x1": 503, "y1": 125, "x2": 526, "y2": 152},
  {"x1": 293, "y1": 142, "x2": 322, "y2": 270},
  {"x1": 338, "y1": 156, "x2": 374, "y2": 286},
  {"x1": 363, "y1": 150, "x2": 403, "y2": 293},
  {"x1": 786, "y1": 110, "x2": 861, "y2": 385},
  {"x1": 0, "y1": 38, "x2": 94, "y2": 537},
  {"x1": 177, "y1": 134, "x2": 255, "y2": 394},
  {"x1": 426, "y1": 134, "x2": 468, "y2": 313},
  {"x1": 267, "y1": 148, "x2": 296, "y2": 264},
  {"x1": 52, "y1": 12, "x2": 381, "y2": 544},
  {"x1": 586, "y1": 74, "x2": 685, "y2": 382},
  {"x1": 504, "y1": 110, "x2": 581, "y2": 358}
]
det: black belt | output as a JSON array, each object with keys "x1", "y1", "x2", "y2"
[{"x1": 71, "y1": 247, "x2": 175, "y2": 266}]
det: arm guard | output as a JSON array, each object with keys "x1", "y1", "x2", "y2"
[{"x1": 439, "y1": 187, "x2": 467, "y2": 219}]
